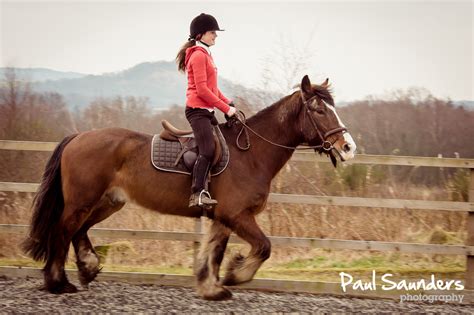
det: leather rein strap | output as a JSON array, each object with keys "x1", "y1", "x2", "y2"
[{"x1": 234, "y1": 91, "x2": 347, "y2": 151}]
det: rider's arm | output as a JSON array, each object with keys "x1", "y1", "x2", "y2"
[{"x1": 190, "y1": 52, "x2": 231, "y2": 115}]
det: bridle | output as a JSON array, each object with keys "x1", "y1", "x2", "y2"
[
  {"x1": 233, "y1": 91, "x2": 347, "y2": 151},
  {"x1": 300, "y1": 91, "x2": 347, "y2": 152}
]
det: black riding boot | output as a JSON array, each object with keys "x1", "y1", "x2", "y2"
[{"x1": 189, "y1": 155, "x2": 218, "y2": 208}]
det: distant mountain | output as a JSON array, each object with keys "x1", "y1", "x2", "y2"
[
  {"x1": 453, "y1": 100, "x2": 474, "y2": 110},
  {"x1": 2, "y1": 65, "x2": 470, "y2": 111},
  {"x1": 33, "y1": 61, "x2": 184, "y2": 109},
  {"x1": 0, "y1": 67, "x2": 87, "y2": 82},
  {"x1": 0, "y1": 62, "x2": 278, "y2": 110}
]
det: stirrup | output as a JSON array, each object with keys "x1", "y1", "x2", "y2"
[
  {"x1": 198, "y1": 190, "x2": 218, "y2": 206},
  {"x1": 189, "y1": 190, "x2": 217, "y2": 208}
]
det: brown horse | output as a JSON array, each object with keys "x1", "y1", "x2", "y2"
[{"x1": 23, "y1": 75, "x2": 356, "y2": 300}]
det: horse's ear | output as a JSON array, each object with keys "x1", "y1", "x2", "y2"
[
  {"x1": 321, "y1": 78, "x2": 329, "y2": 87},
  {"x1": 301, "y1": 75, "x2": 312, "y2": 94}
]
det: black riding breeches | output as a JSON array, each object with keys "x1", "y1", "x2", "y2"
[
  {"x1": 185, "y1": 107, "x2": 218, "y2": 161},
  {"x1": 185, "y1": 107, "x2": 219, "y2": 193}
]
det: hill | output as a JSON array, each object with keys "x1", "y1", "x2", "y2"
[
  {"x1": 0, "y1": 62, "x2": 278, "y2": 110},
  {"x1": 0, "y1": 67, "x2": 87, "y2": 81}
]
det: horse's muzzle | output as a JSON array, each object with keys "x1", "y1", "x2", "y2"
[{"x1": 336, "y1": 132, "x2": 357, "y2": 161}]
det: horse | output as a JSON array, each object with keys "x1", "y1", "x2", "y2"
[{"x1": 22, "y1": 75, "x2": 356, "y2": 300}]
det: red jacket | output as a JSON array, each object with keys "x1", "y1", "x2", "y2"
[{"x1": 185, "y1": 46, "x2": 231, "y2": 114}]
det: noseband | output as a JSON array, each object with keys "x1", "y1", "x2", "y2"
[{"x1": 300, "y1": 91, "x2": 347, "y2": 152}]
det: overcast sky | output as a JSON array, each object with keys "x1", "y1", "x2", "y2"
[{"x1": 1, "y1": 0, "x2": 472, "y2": 101}]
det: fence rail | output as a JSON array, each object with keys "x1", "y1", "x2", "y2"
[
  {"x1": 2, "y1": 224, "x2": 473, "y2": 256},
  {"x1": 1, "y1": 139, "x2": 474, "y2": 168},
  {"x1": 1, "y1": 139, "x2": 474, "y2": 297},
  {"x1": 0, "y1": 182, "x2": 470, "y2": 212}
]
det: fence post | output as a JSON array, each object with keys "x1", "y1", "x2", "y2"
[
  {"x1": 193, "y1": 217, "x2": 204, "y2": 274},
  {"x1": 467, "y1": 169, "x2": 474, "y2": 289}
]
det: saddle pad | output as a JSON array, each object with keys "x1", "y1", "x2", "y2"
[{"x1": 151, "y1": 126, "x2": 230, "y2": 176}]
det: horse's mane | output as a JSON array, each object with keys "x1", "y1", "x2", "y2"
[
  {"x1": 247, "y1": 93, "x2": 299, "y2": 125},
  {"x1": 313, "y1": 85, "x2": 335, "y2": 106},
  {"x1": 247, "y1": 84, "x2": 335, "y2": 125}
]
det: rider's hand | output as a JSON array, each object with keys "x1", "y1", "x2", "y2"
[
  {"x1": 225, "y1": 104, "x2": 238, "y2": 128},
  {"x1": 234, "y1": 110, "x2": 245, "y2": 122},
  {"x1": 226, "y1": 106, "x2": 237, "y2": 117}
]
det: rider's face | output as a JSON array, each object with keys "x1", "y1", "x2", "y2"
[{"x1": 200, "y1": 31, "x2": 217, "y2": 46}]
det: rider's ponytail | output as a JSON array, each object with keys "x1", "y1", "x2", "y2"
[{"x1": 176, "y1": 38, "x2": 197, "y2": 73}]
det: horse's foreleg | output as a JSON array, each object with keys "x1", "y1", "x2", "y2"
[
  {"x1": 196, "y1": 220, "x2": 232, "y2": 300},
  {"x1": 73, "y1": 191, "x2": 126, "y2": 287},
  {"x1": 221, "y1": 215, "x2": 271, "y2": 286}
]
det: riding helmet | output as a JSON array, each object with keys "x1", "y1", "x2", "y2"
[{"x1": 189, "y1": 13, "x2": 224, "y2": 39}]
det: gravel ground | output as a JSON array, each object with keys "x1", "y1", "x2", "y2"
[{"x1": 0, "y1": 276, "x2": 472, "y2": 314}]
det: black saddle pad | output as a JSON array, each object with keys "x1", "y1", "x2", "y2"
[{"x1": 151, "y1": 126, "x2": 230, "y2": 176}]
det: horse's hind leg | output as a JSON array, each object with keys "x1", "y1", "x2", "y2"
[
  {"x1": 73, "y1": 189, "x2": 126, "y2": 287},
  {"x1": 43, "y1": 203, "x2": 94, "y2": 293},
  {"x1": 73, "y1": 232, "x2": 100, "y2": 287},
  {"x1": 196, "y1": 220, "x2": 232, "y2": 300},
  {"x1": 221, "y1": 215, "x2": 271, "y2": 286}
]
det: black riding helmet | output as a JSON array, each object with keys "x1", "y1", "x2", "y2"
[{"x1": 189, "y1": 13, "x2": 224, "y2": 40}]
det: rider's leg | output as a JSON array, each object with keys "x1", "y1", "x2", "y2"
[{"x1": 185, "y1": 108, "x2": 217, "y2": 207}]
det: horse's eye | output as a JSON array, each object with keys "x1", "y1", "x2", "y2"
[{"x1": 315, "y1": 107, "x2": 324, "y2": 114}]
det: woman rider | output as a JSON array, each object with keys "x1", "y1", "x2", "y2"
[{"x1": 176, "y1": 13, "x2": 236, "y2": 208}]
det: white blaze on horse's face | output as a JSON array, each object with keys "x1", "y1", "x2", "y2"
[{"x1": 324, "y1": 102, "x2": 357, "y2": 161}]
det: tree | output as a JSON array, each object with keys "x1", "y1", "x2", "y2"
[
  {"x1": 81, "y1": 96, "x2": 155, "y2": 132},
  {"x1": 0, "y1": 68, "x2": 32, "y2": 139},
  {"x1": 0, "y1": 68, "x2": 74, "y2": 140}
]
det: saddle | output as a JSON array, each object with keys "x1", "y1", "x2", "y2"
[{"x1": 151, "y1": 120, "x2": 230, "y2": 176}]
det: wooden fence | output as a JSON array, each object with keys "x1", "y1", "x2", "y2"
[{"x1": 1, "y1": 139, "x2": 473, "y2": 301}]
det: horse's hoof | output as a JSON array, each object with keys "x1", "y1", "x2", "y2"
[
  {"x1": 48, "y1": 282, "x2": 78, "y2": 294},
  {"x1": 202, "y1": 287, "x2": 232, "y2": 301},
  {"x1": 221, "y1": 254, "x2": 245, "y2": 286},
  {"x1": 77, "y1": 261, "x2": 101, "y2": 286},
  {"x1": 62, "y1": 282, "x2": 78, "y2": 293},
  {"x1": 221, "y1": 274, "x2": 238, "y2": 286},
  {"x1": 78, "y1": 269, "x2": 100, "y2": 286}
]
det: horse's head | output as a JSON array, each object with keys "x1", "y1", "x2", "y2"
[{"x1": 298, "y1": 75, "x2": 356, "y2": 166}]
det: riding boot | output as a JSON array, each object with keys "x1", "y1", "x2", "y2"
[{"x1": 189, "y1": 155, "x2": 218, "y2": 208}]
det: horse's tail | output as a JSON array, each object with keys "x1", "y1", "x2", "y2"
[{"x1": 22, "y1": 133, "x2": 78, "y2": 262}]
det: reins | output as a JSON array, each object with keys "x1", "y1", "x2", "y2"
[
  {"x1": 232, "y1": 91, "x2": 347, "y2": 152},
  {"x1": 234, "y1": 113, "x2": 323, "y2": 151}
]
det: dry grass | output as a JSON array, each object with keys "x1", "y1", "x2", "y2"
[{"x1": 0, "y1": 191, "x2": 467, "y2": 279}]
